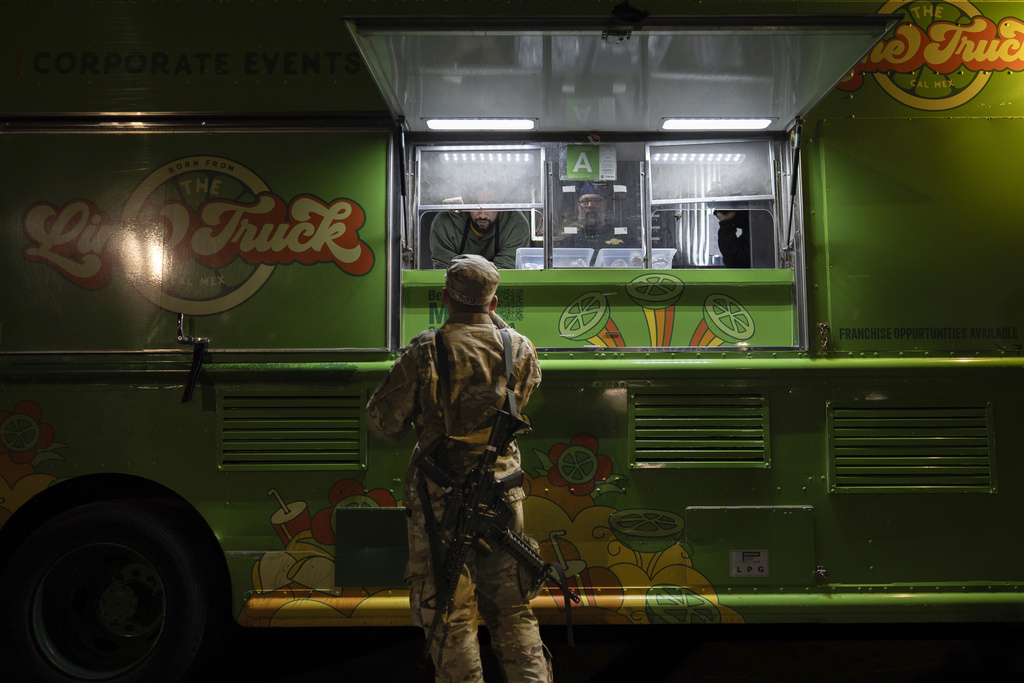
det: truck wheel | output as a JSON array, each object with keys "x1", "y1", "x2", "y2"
[{"x1": 0, "y1": 500, "x2": 225, "y2": 683}]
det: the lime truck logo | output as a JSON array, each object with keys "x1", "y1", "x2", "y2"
[
  {"x1": 22, "y1": 156, "x2": 373, "y2": 315},
  {"x1": 840, "y1": 1, "x2": 1024, "y2": 110}
]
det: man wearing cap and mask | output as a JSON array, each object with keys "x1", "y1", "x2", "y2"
[
  {"x1": 430, "y1": 208, "x2": 532, "y2": 270},
  {"x1": 366, "y1": 255, "x2": 549, "y2": 682},
  {"x1": 554, "y1": 181, "x2": 640, "y2": 256}
]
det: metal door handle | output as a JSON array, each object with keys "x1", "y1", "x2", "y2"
[{"x1": 177, "y1": 314, "x2": 209, "y2": 403}]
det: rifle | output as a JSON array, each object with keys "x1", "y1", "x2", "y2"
[{"x1": 415, "y1": 329, "x2": 579, "y2": 663}]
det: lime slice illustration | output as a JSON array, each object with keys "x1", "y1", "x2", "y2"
[
  {"x1": 609, "y1": 509, "x2": 684, "y2": 554},
  {"x1": 646, "y1": 584, "x2": 721, "y2": 625},
  {"x1": 703, "y1": 293, "x2": 755, "y2": 343},
  {"x1": 0, "y1": 413, "x2": 41, "y2": 452},
  {"x1": 558, "y1": 291, "x2": 611, "y2": 341},
  {"x1": 625, "y1": 273, "x2": 684, "y2": 310},
  {"x1": 555, "y1": 446, "x2": 600, "y2": 486},
  {"x1": 335, "y1": 495, "x2": 380, "y2": 508}
]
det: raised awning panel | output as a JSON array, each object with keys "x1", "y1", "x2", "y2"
[{"x1": 346, "y1": 15, "x2": 898, "y2": 133}]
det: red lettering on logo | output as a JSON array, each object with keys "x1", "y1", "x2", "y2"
[
  {"x1": 22, "y1": 200, "x2": 115, "y2": 290},
  {"x1": 22, "y1": 192, "x2": 373, "y2": 289},
  {"x1": 840, "y1": 16, "x2": 1024, "y2": 91}
]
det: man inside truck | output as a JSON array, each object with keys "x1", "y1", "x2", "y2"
[
  {"x1": 714, "y1": 209, "x2": 752, "y2": 268},
  {"x1": 429, "y1": 205, "x2": 532, "y2": 269},
  {"x1": 553, "y1": 181, "x2": 641, "y2": 263}
]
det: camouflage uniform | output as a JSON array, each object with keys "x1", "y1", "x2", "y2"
[{"x1": 367, "y1": 255, "x2": 549, "y2": 682}]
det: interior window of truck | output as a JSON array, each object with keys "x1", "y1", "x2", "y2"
[
  {"x1": 648, "y1": 140, "x2": 779, "y2": 269},
  {"x1": 411, "y1": 139, "x2": 782, "y2": 271},
  {"x1": 414, "y1": 145, "x2": 545, "y2": 270},
  {"x1": 550, "y1": 142, "x2": 647, "y2": 268},
  {"x1": 413, "y1": 141, "x2": 651, "y2": 270}
]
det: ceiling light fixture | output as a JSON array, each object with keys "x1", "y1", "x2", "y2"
[
  {"x1": 426, "y1": 118, "x2": 535, "y2": 131},
  {"x1": 662, "y1": 118, "x2": 773, "y2": 131}
]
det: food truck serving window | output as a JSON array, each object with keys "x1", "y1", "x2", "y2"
[
  {"x1": 404, "y1": 138, "x2": 802, "y2": 351},
  {"x1": 411, "y1": 140, "x2": 781, "y2": 271},
  {"x1": 351, "y1": 13, "x2": 898, "y2": 349}
]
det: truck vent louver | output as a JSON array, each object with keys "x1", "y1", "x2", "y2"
[
  {"x1": 219, "y1": 394, "x2": 364, "y2": 468},
  {"x1": 632, "y1": 392, "x2": 769, "y2": 468},
  {"x1": 828, "y1": 403, "x2": 994, "y2": 493}
]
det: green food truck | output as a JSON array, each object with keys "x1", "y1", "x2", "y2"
[{"x1": 2, "y1": 0, "x2": 1022, "y2": 680}]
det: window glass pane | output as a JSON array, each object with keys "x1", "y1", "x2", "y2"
[
  {"x1": 417, "y1": 147, "x2": 544, "y2": 209},
  {"x1": 653, "y1": 204, "x2": 776, "y2": 268},
  {"x1": 650, "y1": 140, "x2": 773, "y2": 203},
  {"x1": 552, "y1": 144, "x2": 646, "y2": 267}
]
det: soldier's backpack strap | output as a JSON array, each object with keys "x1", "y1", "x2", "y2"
[{"x1": 499, "y1": 328, "x2": 518, "y2": 419}]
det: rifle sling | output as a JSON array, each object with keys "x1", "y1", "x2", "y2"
[{"x1": 544, "y1": 562, "x2": 578, "y2": 647}]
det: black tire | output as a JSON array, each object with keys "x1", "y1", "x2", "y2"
[{"x1": 0, "y1": 500, "x2": 226, "y2": 682}]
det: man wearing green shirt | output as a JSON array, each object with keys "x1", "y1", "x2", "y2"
[{"x1": 429, "y1": 209, "x2": 532, "y2": 269}]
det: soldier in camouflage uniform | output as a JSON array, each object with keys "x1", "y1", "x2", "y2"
[{"x1": 367, "y1": 254, "x2": 550, "y2": 682}]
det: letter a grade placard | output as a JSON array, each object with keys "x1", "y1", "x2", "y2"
[{"x1": 563, "y1": 144, "x2": 617, "y2": 181}]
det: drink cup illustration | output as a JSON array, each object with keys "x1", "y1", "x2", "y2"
[
  {"x1": 268, "y1": 488, "x2": 311, "y2": 545},
  {"x1": 558, "y1": 291, "x2": 625, "y2": 347},
  {"x1": 626, "y1": 273, "x2": 685, "y2": 346},
  {"x1": 689, "y1": 293, "x2": 755, "y2": 346}
]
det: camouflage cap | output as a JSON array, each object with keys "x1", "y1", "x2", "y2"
[{"x1": 445, "y1": 254, "x2": 500, "y2": 306}]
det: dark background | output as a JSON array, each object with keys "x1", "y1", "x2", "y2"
[{"x1": 211, "y1": 621, "x2": 1024, "y2": 681}]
